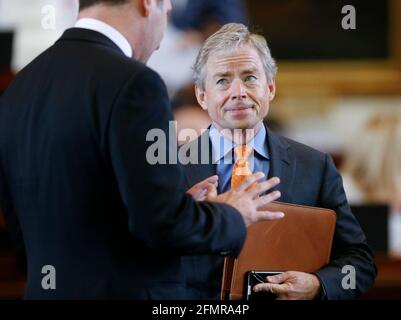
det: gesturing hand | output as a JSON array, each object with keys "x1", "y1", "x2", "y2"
[
  {"x1": 206, "y1": 172, "x2": 285, "y2": 227},
  {"x1": 186, "y1": 175, "x2": 218, "y2": 201}
]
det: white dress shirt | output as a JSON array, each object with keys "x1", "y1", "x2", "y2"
[{"x1": 75, "y1": 18, "x2": 132, "y2": 58}]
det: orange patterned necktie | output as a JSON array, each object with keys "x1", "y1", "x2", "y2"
[{"x1": 231, "y1": 145, "x2": 253, "y2": 189}]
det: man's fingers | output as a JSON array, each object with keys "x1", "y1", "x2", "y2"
[
  {"x1": 267, "y1": 272, "x2": 290, "y2": 284},
  {"x1": 253, "y1": 283, "x2": 289, "y2": 295},
  {"x1": 204, "y1": 175, "x2": 218, "y2": 185},
  {"x1": 236, "y1": 172, "x2": 265, "y2": 191},
  {"x1": 255, "y1": 190, "x2": 282, "y2": 208},
  {"x1": 248, "y1": 177, "x2": 280, "y2": 197},
  {"x1": 195, "y1": 189, "x2": 207, "y2": 201},
  {"x1": 198, "y1": 176, "x2": 218, "y2": 189},
  {"x1": 255, "y1": 210, "x2": 285, "y2": 221},
  {"x1": 206, "y1": 183, "x2": 218, "y2": 198}
]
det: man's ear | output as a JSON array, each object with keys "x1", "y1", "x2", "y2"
[
  {"x1": 138, "y1": 0, "x2": 152, "y2": 17},
  {"x1": 195, "y1": 85, "x2": 208, "y2": 111},
  {"x1": 268, "y1": 79, "x2": 276, "y2": 101}
]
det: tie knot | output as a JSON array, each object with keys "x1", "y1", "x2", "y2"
[
  {"x1": 231, "y1": 145, "x2": 253, "y2": 188},
  {"x1": 234, "y1": 145, "x2": 253, "y2": 163}
]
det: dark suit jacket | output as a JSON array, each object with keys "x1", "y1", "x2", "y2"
[
  {"x1": 0, "y1": 28, "x2": 247, "y2": 299},
  {"x1": 182, "y1": 126, "x2": 377, "y2": 300}
]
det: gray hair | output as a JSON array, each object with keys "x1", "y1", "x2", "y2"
[{"x1": 193, "y1": 23, "x2": 277, "y2": 89}]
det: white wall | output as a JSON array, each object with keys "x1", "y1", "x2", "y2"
[{"x1": 0, "y1": 0, "x2": 79, "y2": 71}]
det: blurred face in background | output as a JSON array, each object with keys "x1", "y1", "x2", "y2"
[{"x1": 195, "y1": 44, "x2": 275, "y2": 132}]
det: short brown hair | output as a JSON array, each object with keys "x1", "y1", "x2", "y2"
[{"x1": 79, "y1": 0, "x2": 128, "y2": 11}]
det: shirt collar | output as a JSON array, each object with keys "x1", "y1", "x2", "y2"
[
  {"x1": 209, "y1": 123, "x2": 269, "y2": 164},
  {"x1": 75, "y1": 18, "x2": 133, "y2": 58}
]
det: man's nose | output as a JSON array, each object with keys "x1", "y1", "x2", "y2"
[{"x1": 230, "y1": 79, "x2": 247, "y2": 100}]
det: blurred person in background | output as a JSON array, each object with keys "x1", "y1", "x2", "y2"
[
  {"x1": 171, "y1": 84, "x2": 212, "y2": 145},
  {"x1": 341, "y1": 114, "x2": 401, "y2": 258},
  {"x1": 170, "y1": 0, "x2": 248, "y2": 48},
  {"x1": 148, "y1": 0, "x2": 248, "y2": 97}
]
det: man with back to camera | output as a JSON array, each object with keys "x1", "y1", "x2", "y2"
[
  {"x1": 183, "y1": 23, "x2": 377, "y2": 300},
  {"x1": 0, "y1": 1, "x2": 285, "y2": 299}
]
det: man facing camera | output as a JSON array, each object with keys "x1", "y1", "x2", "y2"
[
  {"x1": 0, "y1": 1, "x2": 284, "y2": 299},
  {"x1": 183, "y1": 23, "x2": 377, "y2": 300}
]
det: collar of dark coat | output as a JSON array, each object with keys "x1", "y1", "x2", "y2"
[
  {"x1": 181, "y1": 123, "x2": 295, "y2": 202},
  {"x1": 56, "y1": 27, "x2": 126, "y2": 57}
]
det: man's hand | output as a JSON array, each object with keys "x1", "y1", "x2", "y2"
[
  {"x1": 206, "y1": 172, "x2": 285, "y2": 227},
  {"x1": 253, "y1": 271, "x2": 322, "y2": 300},
  {"x1": 186, "y1": 175, "x2": 218, "y2": 201}
]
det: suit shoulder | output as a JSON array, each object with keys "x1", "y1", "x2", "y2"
[
  {"x1": 86, "y1": 48, "x2": 158, "y2": 84},
  {"x1": 51, "y1": 37, "x2": 164, "y2": 88},
  {"x1": 114, "y1": 63, "x2": 168, "y2": 105},
  {"x1": 278, "y1": 134, "x2": 328, "y2": 163}
]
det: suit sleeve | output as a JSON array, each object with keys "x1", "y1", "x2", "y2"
[
  {"x1": 0, "y1": 96, "x2": 25, "y2": 262},
  {"x1": 107, "y1": 67, "x2": 246, "y2": 256},
  {"x1": 315, "y1": 154, "x2": 377, "y2": 299},
  {"x1": 0, "y1": 153, "x2": 26, "y2": 263}
]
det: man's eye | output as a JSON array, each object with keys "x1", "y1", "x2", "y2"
[
  {"x1": 245, "y1": 75, "x2": 257, "y2": 82},
  {"x1": 217, "y1": 79, "x2": 228, "y2": 85}
]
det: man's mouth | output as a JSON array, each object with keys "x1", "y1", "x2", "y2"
[{"x1": 225, "y1": 105, "x2": 254, "y2": 116}]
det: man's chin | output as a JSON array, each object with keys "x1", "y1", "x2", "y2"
[{"x1": 224, "y1": 120, "x2": 259, "y2": 131}]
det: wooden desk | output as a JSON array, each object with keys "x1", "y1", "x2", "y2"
[
  {"x1": 0, "y1": 253, "x2": 25, "y2": 300},
  {"x1": 0, "y1": 69, "x2": 14, "y2": 93},
  {"x1": 361, "y1": 255, "x2": 401, "y2": 299}
]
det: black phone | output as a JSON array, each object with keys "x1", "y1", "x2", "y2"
[{"x1": 245, "y1": 270, "x2": 284, "y2": 300}]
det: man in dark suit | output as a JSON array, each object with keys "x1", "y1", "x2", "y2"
[
  {"x1": 183, "y1": 23, "x2": 377, "y2": 299},
  {"x1": 0, "y1": 1, "x2": 285, "y2": 299}
]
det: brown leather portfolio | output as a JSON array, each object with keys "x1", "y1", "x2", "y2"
[{"x1": 221, "y1": 201, "x2": 336, "y2": 300}]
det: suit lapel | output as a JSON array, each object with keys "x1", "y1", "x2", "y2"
[
  {"x1": 184, "y1": 126, "x2": 297, "y2": 202},
  {"x1": 265, "y1": 125, "x2": 296, "y2": 203}
]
